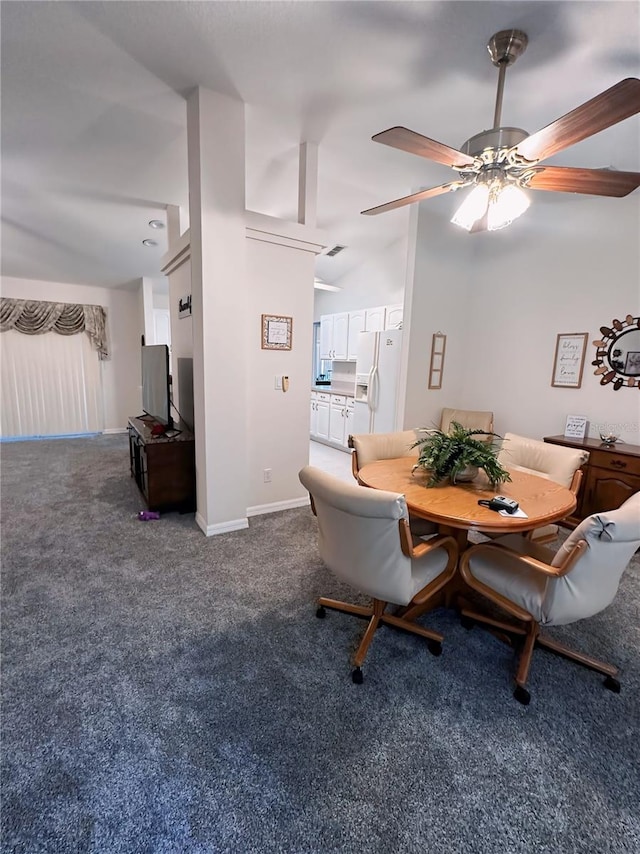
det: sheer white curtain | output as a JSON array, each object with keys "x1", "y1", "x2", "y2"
[{"x1": 1, "y1": 329, "x2": 104, "y2": 437}]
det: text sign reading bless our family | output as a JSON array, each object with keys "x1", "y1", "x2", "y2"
[{"x1": 551, "y1": 333, "x2": 588, "y2": 388}]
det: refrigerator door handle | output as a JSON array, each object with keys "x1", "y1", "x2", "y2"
[
  {"x1": 366, "y1": 367, "x2": 374, "y2": 408},
  {"x1": 370, "y1": 366, "x2": 379, "y2": 412}
]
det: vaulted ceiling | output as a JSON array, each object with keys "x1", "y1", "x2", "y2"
[{"x1": 2, "y1": 1, "x2": 638, "y2": 290}]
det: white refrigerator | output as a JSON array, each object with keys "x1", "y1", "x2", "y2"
[{"x1": 353, "y1": 329, "x2": 403, "y2": 434}]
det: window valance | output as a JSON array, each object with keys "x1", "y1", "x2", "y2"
[{"x1": 0, "y1": 298, "x2": 109, "y2": 359}]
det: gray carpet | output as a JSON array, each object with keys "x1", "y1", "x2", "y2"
[{"x1": 1, "y1": 435, "x2": 639, "y2": 853}]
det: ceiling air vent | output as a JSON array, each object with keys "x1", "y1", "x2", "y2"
[{"x1": 326, "y1": 244, "x2": 346, "y2": 257}]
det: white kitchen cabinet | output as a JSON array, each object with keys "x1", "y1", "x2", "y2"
[
  {"x1": 319, "y1": 312, "x2": 349, "y2": 360},
  {"x1": 319, "y1": 315, "x2": 334, "y2": 360},
  {"x1": 318, "y1": 303, "x2": 404, "y2": 371},
  {"x1": 310, "y1": 391, "x2": 354, "y2": 450},
  {"x1": 365, "y1": 306, "x2": 385, "y2": 332},
  {"x1": 385, "y1": 304, "x2": 403, "y2": 330},
  {"x1": 347, "y1": 309, "x2": 366, "y2": 361},
  {"x1": 344, "y1": 399, "x2": 355, "y2": 447},
  {"x1": 310, "y1": 392, "x2": 318, "y2": 437},
  {"x1": 329, "y1": 394, "x2": 347, "y2": 445},
  {"x1": 315, "y1": 392, "x2": 331, "y2": 441},
  {"x1": 332, "y1": 313, "x2": 349, "y2": 359}
]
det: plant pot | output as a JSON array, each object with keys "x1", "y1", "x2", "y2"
[{"x1": 452, "y1": 465, "x2": 479, "y2": 483}]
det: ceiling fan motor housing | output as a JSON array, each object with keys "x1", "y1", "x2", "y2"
[
  {"x1": 488, "y1": 30, "x2": 528, "y2": 66},
  {"x1": 461, "y1": 127, "x2": 529, "y2": 159}
]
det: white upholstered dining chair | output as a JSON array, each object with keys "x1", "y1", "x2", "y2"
[
  {"x1": 496, "y1": 433, "x2": 588, "y2": 543},
  {"x1": 440, "y1": 408, "x2": 494, "y2": 435},
  {"x1": 348, "y1": 430, "x2": 438, "y2": 538},
  {"x1": 458, "y1": 492, "x2": 640, "y2": 704},
  {"x1": 348, "y1": 429, "x2": 420, "y2": 479},
  {"x1": 299, "y1": 465, "x2": 458, "y2": 684}
]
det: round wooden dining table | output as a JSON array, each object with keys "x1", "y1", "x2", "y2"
[{"x1": 357, "y1": 457, "x2": 577, "y2": 551}]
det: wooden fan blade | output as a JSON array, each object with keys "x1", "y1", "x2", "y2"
[
  {"x1": 372, "y1": 127, "x2": 476, "y2": 169},
  {"x1": 361, "y1": 182, "x2": 463, "y2": 216},
  {"x1": 514, "y1": 78, "x2": 640, "y2": 164},
  {"x1": 527, "y1": 166, "x2": 640, "y2": 197}
]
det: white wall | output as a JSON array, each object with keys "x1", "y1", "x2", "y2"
[
  {"x1": 402, "y1": 194, "x2": 640, "y2": 445},
  {"x1": 188, "y1": 87, "x2": 249, "y2": 534},
  {"x1": 401, "y1": 206, "x2": 475, "y2": 431},
  {"x1": 313, "y1": 234, "x2": 408, "y2": 320},
  {"x1": 167, "y1": 257, "x2": 193, "y2": 362},
  {"x1": 1, "y1": 275, "x2": 141, "y2": 430},
  {"x1": 246, "y1": 237, "x2": 315, "y2": 511},
  {"x1": 165, "y1": 251, "x2": 193, "y2": 419},
  {"x1": 162, "y1": 219, "x2": 318, "y2": 522},
  {"x1": 152, "y1": 290, "x2": 169, "y2": 310}
]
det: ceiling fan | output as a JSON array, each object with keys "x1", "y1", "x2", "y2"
[{"x1": 361, "y1": 29, "x2": 640, "y2": 232}]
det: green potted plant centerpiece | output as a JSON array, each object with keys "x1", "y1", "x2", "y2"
[{"x1": 411, "y1": 421, "x2": 511, "y2": 488}]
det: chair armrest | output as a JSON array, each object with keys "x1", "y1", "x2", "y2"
[
  {"x1": 462, "y1": 539, "x2": 587, "y2": 577},
  {"x1": 570, "y1": 468, "x2": 583, "y2": 496},
  {"x1": 350, "y1": 447, "x2": 359, "y2": 480},
  {"x1": 399, "y1": 520, "x2": 458, "y2": 562}
]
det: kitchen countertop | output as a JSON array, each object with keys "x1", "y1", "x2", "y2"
[{"x1": 311, "y1": 384, "x2": 355, "y2": 397}]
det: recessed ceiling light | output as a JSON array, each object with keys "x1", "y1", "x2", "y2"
[
  {"x1": 142, "y1": 239, "x2": 158, "y2": 247},
  {"x1": 148, "y1": 220, "x2": 165, "y2": 229}
]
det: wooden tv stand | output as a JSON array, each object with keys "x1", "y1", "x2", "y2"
[
  {"x1": 128, "y1": 416, "x2": 196, "y2": 512},
  {"x1": 544, "y1": 434, "x2": 640, "y2": 525}
]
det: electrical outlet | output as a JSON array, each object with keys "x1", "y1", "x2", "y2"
[{"x1": 263, "y1": 468, "x2": 272, "y2": 483}]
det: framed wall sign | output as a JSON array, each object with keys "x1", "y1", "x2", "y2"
[
  {"x1": 551, "y1": 333, "x2": 588, "y2": 388},
  {"x1": 261, "y1": 314, "x2": 292, "y2": 350},
  {"x1": 178, "y1": 294, "x2": 192, "y2": 318},
  {"x1": 564, "y1": 414, "x2": 588, "y2": 439}
]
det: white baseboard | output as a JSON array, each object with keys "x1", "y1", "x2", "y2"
[
  {"x1": 247, "y1": 496, "x2": 310, "y2": 517},
  {"x1": 310, "y1": 436, "x2": 351, "y2": 453},
  {"x1": 103, "y1": 427, "x2": 128, "y2": 434},
  {"x1": 196, "y1": 513, "x2": 249, "y2": 537}
]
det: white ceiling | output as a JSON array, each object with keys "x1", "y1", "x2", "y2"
[{"x1": 2, "y1": 1, "x2": 639, "y2": 290}]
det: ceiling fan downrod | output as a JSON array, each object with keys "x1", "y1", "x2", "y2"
[{"x1": 488, "y1": 29, "x2": 528, "y2": 129}]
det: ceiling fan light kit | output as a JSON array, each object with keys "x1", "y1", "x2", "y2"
[{"x1": 363, "y1": 29, "x2": 640, "y2": 232}]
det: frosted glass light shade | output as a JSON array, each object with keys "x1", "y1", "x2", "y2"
[
  {"x1": 487, "y1": 185, "x2": 530, "y2": 231},
  {"x1": 450, "y1": 184, "x2": 489, "y2": 230}
]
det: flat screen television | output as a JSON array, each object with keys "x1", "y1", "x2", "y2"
[{"x1": 141, "y1": 344, "x2": 172, "y2": 428}]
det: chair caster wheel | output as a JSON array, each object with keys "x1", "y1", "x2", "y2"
[
  {"x1": 351, "y1": 667, "x2": 364, "y2": 684},
  {"x1": 427, "y1": 639, "x2": 442, "y2": 657},
  {"x1": 604, "y1": 675, "x2": 621, "y2": 694},
  {"x1": 460, "y1": 615, "x2": 475, "y2": 630},
  {"x1": 513, "y1": 685, "x2": 531, "y2": 706},
  {"x1": 316, "y1": 606, "x2": 326, "y2": 619}
]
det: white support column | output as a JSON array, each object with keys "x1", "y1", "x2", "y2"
[
  {"x1": 187, "y1": 87, "x2": 249, "y2": 535},
  {"x1": 140, "y1": 277, "x2": 155, "y2": 345},
  {"x1": 166, "y1": 204, "x2": 182, "y2": 248},
  {"x1": 297, "y1": 142, "x2": 318, "y2": 227}
]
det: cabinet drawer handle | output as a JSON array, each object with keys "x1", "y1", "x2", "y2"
[{"x1": 610, "y1": 459, "x2": 627, "y2": 468}]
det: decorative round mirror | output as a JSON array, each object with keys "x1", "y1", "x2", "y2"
[{"x1": 592, "y1": 314, "x2": 640, "y2": 390}]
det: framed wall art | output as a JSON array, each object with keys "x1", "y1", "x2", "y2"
[
  {"x1": 428, "y1": 332, "x2": 447, "y2": 389},
  {"x1": 261, "y1": 314, "x2": 292, "y2": 350},
  {"x1": 551, "y1": 333, "x2": 588, "y2": 388},
  {"x1": 593, "y1": 314, "x2": 640, "y2": 389}
]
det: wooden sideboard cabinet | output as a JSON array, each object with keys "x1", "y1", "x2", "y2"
[
  {"x1": 128, "y1": 416, "x2": 196, "y2": 512},
  {"x1": 544, "y1": 434, "x2": 640, "y2": 524}
]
